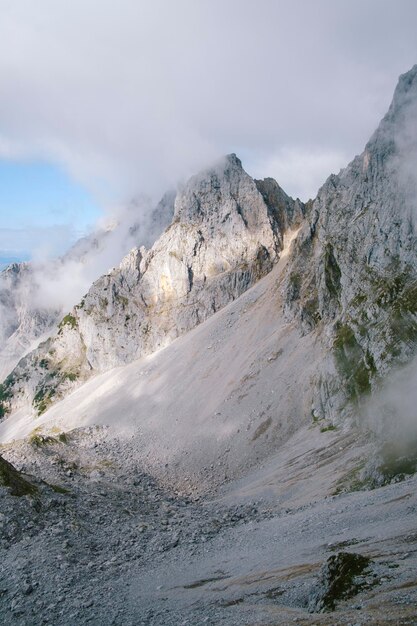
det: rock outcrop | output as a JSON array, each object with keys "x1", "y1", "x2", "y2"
[
  {"x1": 1, "y1": 155, "x2": 304, "y2": 417},
  {"x1": 0, "y1": 192, "x2": 175, "y2": 395},
  {"x1": 284, "y1": 65, "x2": 417, "y2": 421},
  {"x1": 3, "y1": 68, "x2": 417, "y2": 431}
]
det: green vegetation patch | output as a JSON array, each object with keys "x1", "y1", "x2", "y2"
[
  {"x1": 377, "y1": 440, "x2": 417, "y2": 484},
  {"x1": 334, "y1": 441, "x2": 417, "y2": 495},
  {"x1": 58, "y1": 313, "x2": 78, "y2": 331},
  {"x1": 0, "y1": 455, "x2": 38, "y2": 496},
  {"x1": 333, "y1": 462, "x2": 368, "y2": 495},
  {"x1": 29, "y1": 433, "x2": 57, "y2": 447},
  {"x1": 0, "y1": 381, "x2": 14, "y2": 418},
  {"x1": 33, "y1": 385, "x2": 56, "y2": 415},
  {"x1": 63, "y1": 372, "x2": 78, "y2": 382},
  {"x1": 320, "y1": 424, "x2": 337, "y2": 433},
  {"x1": 309, "y1": 552, "x2": 371, "y2": 612},
  {"x1": 333, "y1": 322, "x2": 376, "y2": 403},
  {"x1": 0, "y1": 387, "x2": 9, "y2": 418},
  {"x1": 29, "y1": 428, "x2": 68, "y2": 448},
  {"x1": 288, "y1": 271, "x2": 302, "y2": 299},
  {"x1": 365, "y1": 266, "x2": 417, "y2": 360},
  {"x1": 373, "y1": 270, "x2": 417, "y2": 313},
  {"x1": 49, "y1": 483, "x2": 70, "y2": 494},
  {"x1": 116, "y1": 294, "x2": 129, "y2": 307},
  {"x1": 302, "y1": 296, "x2": 322, "y2": 326}
]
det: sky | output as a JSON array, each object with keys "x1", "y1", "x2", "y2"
[
  {"x1": 0, "y1": 161, "x2": 100, "y2": 265},
  {"x1": 1, "y1": 0, "x2": 417, "y2": 263}
]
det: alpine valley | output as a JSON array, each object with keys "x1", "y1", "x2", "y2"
[{"x1": 1, "y1": 67, "x2": 417, "y2": 626}]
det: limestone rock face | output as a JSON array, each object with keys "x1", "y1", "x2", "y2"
[
  {"x1": 2, "y1": 154, "x2": 302, "y2": 416},
  {"x1": 0, "y1": 192, "x2": 175, "y2": 393},
  {"x1": 78, "y1": 155, "x2": 285, "y2": 371},
  {"x1": 255, "y1": 177, "x2": 307, "y2": 248},
  {"x1": 4, "y1": 68, "x2": 416, "y2": 427},
  {"x1": 284, "y1": 65, "x2": 417, "y2": 421}
]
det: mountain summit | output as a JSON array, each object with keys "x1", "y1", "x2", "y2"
[
  {"x1": 1, "y1": 67, "x2": 416, "y2": 440},
  {"x1": 284, "y1": 64, "x2": 417, "y2": 424},
  {"x1": 0, "y1": 66, "x2": 417, "y2": 626},
  {"x1": 0, "y1": 156, "x2": 305, "y2": 417}
]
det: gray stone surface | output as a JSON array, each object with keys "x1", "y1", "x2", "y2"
[
  {"x1": 284, "y1": 64, "x2": 417, "y2": 423},
  {"x1": 2, "y1": 154, "x2": 303, "y2": 416},
  {"x1": 0, "y1": 65, "x2": 417, "y2": 626}
]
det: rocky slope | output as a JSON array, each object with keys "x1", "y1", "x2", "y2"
[
  {"x1": 1, "y1": 154, "x2": 305, "y2": 418},
  {"x1": 284, "y1": 64, "x2": 417, "y2": 425},
  {"x1": 0, "y1": 413, "x2": 416, "y2": 626},
  {"x1": 0, "y1": 66, "x2": 417, "y2": 626},
  {"x1": 0, "y1": 191, "x2": 175, "y2": 385}
]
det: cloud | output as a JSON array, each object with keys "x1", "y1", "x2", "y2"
[
  {"x1": 249, "y1": 147, "x2": 351, "y2": 200},
  {"x1": 2, "y1": 190, "x2": 173, "y2": 312},
  {"x1": 0, "y1": 225, "x2": 78, "y2": 259},
  {"x1": 0, "y1": 0, "x2": 417, "y2": 204},
  {"x1": 365, "y1": 356, "x2": 417, "y2": 446},
  {"x1": 0, "y1": 191, "x2": 173, "y2": 379}
]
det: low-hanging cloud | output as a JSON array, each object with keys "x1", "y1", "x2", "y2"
[
  {"x1": 0, "y1": 190, "x2": 174, "y2": 380},
  {"x1": 365, "y1": 356, "x2": 417, "y2": 447},
  {"x1": 1, "y1": 0, "x2": 417, "y2": 206},
  {"x1": 28, "y1": 191, "x2": 173, "y2": 313}
]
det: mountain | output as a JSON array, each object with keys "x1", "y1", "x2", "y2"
[
  {"x1": 0, "y1": 262, "x2": 60, "y2": 381},
  {"x1": 0, "y1": 67, "x2": 417, "y2": 626},
  {"x1": 1, "y1": 67, "x2": 417, "y2": 471},
  {"x1": 0, "y1": 154, "x2": 305, "y2": 418},
  {"x1": 284, "y1": 64, "x2": 417, "y2": 424},
  {"x1": 2, "y1": 65, "x2": 417, "y2": 481},
  {"x1": 0, "y1": 191, "x2": 175, "y2": 387}
]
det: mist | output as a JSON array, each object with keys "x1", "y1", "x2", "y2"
[
  {"x1": 364, "y1": 355, "x2": 417, "y2": 478},
  {"x1": 0, "y1": 189, "x2": 174, "y2": 380},
  {"x1": 30, "y1": 193, "x2": 174, "y2": 313},
  {"x1": 360, "y1": 69, "x2": 417, "y2": 455}
]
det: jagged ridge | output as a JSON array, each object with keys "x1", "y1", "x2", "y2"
[
  {"x1": 1, "y1": 155, "x2": 304, "y2": 417},
  {"x1": 284, "y1": 64, "x2": 417, "y2": 422}
]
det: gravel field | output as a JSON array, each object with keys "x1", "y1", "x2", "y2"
[{"x1": 1, "y1": 428, "x2": 416, "y2": 626}]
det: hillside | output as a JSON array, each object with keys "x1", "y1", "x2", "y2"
[{"x1": 0, "y1": 66, "x2": 417, "y2": 626}]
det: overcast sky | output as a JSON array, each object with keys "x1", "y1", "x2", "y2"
[{"x1": 1, "y1": 0, "x2": 417, "y2": 259}]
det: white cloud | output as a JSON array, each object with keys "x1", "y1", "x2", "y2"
[
  {"x1": 365, "y1": 356, "x2": 417, "y2": 445},
  {"x1": 0, "y1": 0, "x2": 416, "y2": 203},
  {"x1": 249, "y1": 147, "x2": 351, "y2": 201},
  {"x1": 0, "y1": 225, "x2": 77, "y2": 259}
]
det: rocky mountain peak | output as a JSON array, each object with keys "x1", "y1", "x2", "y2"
[
  {"x1": 224, "y1": 152, "x2": 243, "y2": 167},
  {"x1": 173, "y1": 152, "x2": 265, "y2": 228},
  {"x1": 283, "y1": 65, "x2": 417, "y2": 423},
  {"x1": 364, "y1": 64, "x2": 417, "y2": 166},
  {"x1": 1, "y1": 156, "x2": 304, "y2": 417},
  {"x1": 384, "y1": 64, "x2": 417, "y2": 122}
]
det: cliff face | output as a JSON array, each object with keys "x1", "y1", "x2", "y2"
[
  {"x1": 0, "y1": 192, "x2": 175, "y2": 396},
  {"x1": 1, "y1": 155, "x2": 304, "y2": 417},
  {"x1": 75, "y1": 154, "x2": 281, "y2": 372},
  {"x1": 284, "y1": 65, "x2": 417, "y2": 421},
  {"x1": 2, "y1": 68, "x2": 417, "y2": 429}
]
